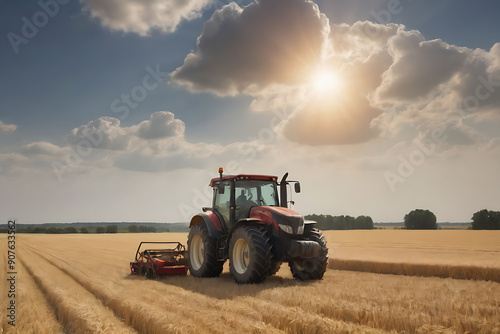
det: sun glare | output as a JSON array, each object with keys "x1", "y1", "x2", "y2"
[{"x1": 311, "y1": 70, "x2": 342, "y2": 94}]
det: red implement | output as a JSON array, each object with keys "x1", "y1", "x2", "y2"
[{"x1": 130, "y1": 242, "x2": 188, "y2": 279}]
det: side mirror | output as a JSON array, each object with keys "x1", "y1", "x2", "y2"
[
  {"x1": 218, "y1": 183, "x2": 225, "y2": 195},
  {"x1": 294, "y1": 182, "x2": 301, "y2": 193}
]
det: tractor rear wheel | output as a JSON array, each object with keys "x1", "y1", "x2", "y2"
[
  {"x1": 229, "y1": 225, "x2": 272, "y2": 284},
  {"x1": 188, "y1": 223, "x2": 223, "y2": 277},
  {"x1": 289, "y1": 226, "x2": 328, "y2": 280}
]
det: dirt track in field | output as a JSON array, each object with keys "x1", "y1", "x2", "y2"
[{"x1": 1, "y1": 232, "x2": 499, "y2": 333}]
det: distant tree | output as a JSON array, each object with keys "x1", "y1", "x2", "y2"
[
  {"x1": 304, "y1": 214, "x2": 374, "y2": 230},
  {"x1": 63, "y1": 226, "x2": 78, "y2": 233},
  {"x1": 471, "y1": 210, "x2": 500, "y2": 230},
  {"x1": 128, "y1": 224, "x2": 139, "y2": 233},
  {"x1": 33, "y1": 226, "x2": 47, "y2": 233},
  {"x1": 80, "y1": 227, "x2": 89, "y2": 233},
  {"x1": 355, "y1": 216, "x2": 374, "y2": 229},
  {"x1": 96, "y1": 226, "x2": 106, "y2": 233},
  {"x1": 106, "y1": 225, "x2": 118, "y2": 233},
  {"x1": 47, "y1": 227, "x2": 62, "y2": 234},
  {"x1": 404, "y1": 209, "x2": 437, "y2": 230}
]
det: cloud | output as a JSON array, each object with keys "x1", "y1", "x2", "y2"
[
  {"x1": 171, "y1": 0, "x2": 330, "y2": 96},
  {"x1": 14, "y1": 111, "x2": 272, "y2": 175},
  {"x1": 20, "y1": 141, "x2": 67, "y2": 157},
  {"x1": 80, "y1": 0, "x2": 212, "y2": 36},
  {"x1": 66, "y1": 116, "x2": 131, "y2": 151},
  {"x1": 375, "y1": 31, "x2": 467, "y2": 102},
  {"x1": 0, "y1": 153, "x2": 29, "y2": 175},
  {"x1": 0, "y1": 121, "x2": 17, "y2": 135},
  {"x1": 135, "y1": 111, "x2": 185, "y2": 140},
  {"x1": 415, "y1": 120, "x2": 484, "y2": 148},
  {"x1": 451, "y1": 47, "x2": 500, "y2": 116},
  {"x1": 282, "y1": 93, "x2": 381, "y2": 145},
  {"x1": 328, "y1": 21, "x2": 399, "y2": 61}
]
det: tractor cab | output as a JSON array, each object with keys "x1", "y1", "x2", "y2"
[
  {"x1": 211, "y1": 174, "x2": 279, "y2": 228},
  {"x1": 209, "y1": 169, "x2": 299, "y2": 229}
]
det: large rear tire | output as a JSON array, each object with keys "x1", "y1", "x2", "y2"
[
  {"x1": 289, "y1": 226, "x2": 328, "y2": 280},
  {"x1": 229, "y1": 225, "x2": 272, "y2": 284},
  {"x1": 188, "y1": 223, "x2": 223, "y2": 277}
]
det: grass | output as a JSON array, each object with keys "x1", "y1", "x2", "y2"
[{"x1": 0, "y1": 231, "x2": 498, "y2": 333}]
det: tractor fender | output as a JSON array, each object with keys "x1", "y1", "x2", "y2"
[
  {"x1": 228, "y1": 218, "x2": 269, "y2": 238},
  {"x1": 304, "y1": 220, "x2": 317, "y2": 226},
  {"x1": 189, "y1": 213, "x2": 224, "y2": 239}
]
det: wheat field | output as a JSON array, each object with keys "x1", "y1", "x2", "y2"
[{"x1": 1, "y1": 231, "x2": 499, "y2": 333}]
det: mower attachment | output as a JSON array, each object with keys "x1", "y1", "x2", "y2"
[{"x1": 130, "y1": 242, "x2": 188, "y2": 278}]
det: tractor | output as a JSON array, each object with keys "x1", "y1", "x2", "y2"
[{"x1": 187, "y1": 168, "x2": 328, "y2": 284}]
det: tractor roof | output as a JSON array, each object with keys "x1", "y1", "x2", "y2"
[{"x1": 209, "y1": 174, "x2": 278, "y2": 186}]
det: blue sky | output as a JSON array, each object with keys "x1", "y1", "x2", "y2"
[{"x1": 1, "y1": 0, "x2": 499, "y2": 224}]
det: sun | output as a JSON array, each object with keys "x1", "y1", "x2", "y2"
[{"x1": 311, "y1": 70, "x2": 342, "y2": 94}]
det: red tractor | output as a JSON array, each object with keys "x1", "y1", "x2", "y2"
[{"x1": 188, "y1": 169, "x2": 328, "y2": 284}]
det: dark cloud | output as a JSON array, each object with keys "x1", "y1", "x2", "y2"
[
  {"x1": 171, "y1": 0, "x2": 329, "y2": 96},
  {"x1": 376, "y1": 31, "x2": 467, "y2": 101}
]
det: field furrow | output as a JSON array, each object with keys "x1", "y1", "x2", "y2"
[
  {"x1": 20, "y1": 249, "x2": 137, "y2": 334},
  {"x1": 2, "y1": 258, "x2": 64, "y2": 334}
]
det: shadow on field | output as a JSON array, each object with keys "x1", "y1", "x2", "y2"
[{"x1": 147, "y1": 271, "x2": 315, "y2": 300}]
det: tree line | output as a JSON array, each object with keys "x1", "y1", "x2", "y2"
[
  {"x1": 403, "y1": 209, "x2": 500, "y2": 230},
  {"x1": 304, "y1": 214, "x2": 374, "y2": 230},
  {"x1": 5, "y1": 224, "x2": 164, "y2": 234},
  {"x1": 305, "y1": 208, "x2": 500, "y2": 230}
]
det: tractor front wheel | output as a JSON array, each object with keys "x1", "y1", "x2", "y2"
[
  {"x1": 289, "y1": 227, "x2": 328, "y2": 280},
  {"x1": 188, "y1": 223, "x2": 223, "y2": 277},
  {"x1": 229, "y1": 225, "x2": 272, "y2": 284}
]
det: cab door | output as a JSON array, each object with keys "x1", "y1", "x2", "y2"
[{"x1": 213, "y1": 180, "x2": 232, "y2": 229}]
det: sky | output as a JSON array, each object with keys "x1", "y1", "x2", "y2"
[{"x1": 1, "y1": 0, "x2": 499, "y2": 224}]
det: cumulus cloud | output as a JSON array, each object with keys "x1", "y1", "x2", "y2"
[
  {"x1": 66, "y1": 117, "x2": 131, "y2": 151},
  {"x1": 80, "y1": 0, "x2": 212, "y2": 36},
  {"x1": 0, "y1": 121, "x2": 17, "y2": 135},
  {"x1": 415, "y1": 120, "x2": 484, "y2": 148},
  {"x1": 171, "y1": 0, "x2": 329, "y2": 96},
  {"x1": 451, "y1": 47, "x2": 500, "y2": 116},
  {"x1": 135, "y1": 111, "x2": 185, "y2": 140},
  {"x1": 13, "y1": 111, "x2": 271, "y2": 174},
  {"x1": 376, "y1": 32, "x2": 467, "y2": 102}
]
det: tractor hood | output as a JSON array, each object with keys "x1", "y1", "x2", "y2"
[{"x1": 250, "y1": 206, "x2": 305, "y2": 235}]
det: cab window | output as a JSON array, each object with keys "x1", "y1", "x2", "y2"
[{"x1": 214, "y1": 181, "x2": 231, "y2": 224}]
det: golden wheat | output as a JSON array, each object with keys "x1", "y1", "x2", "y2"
[
  {"x1": 4, "y1": 259, "x2": 64, "y2": 334},
  {"x1": 323, "y1": 230, "x2": 500, "y2": 268},
  {"x1": 1, "y1": 231, "x2": 498, "y2": 333}
]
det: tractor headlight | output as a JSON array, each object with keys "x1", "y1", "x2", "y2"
[
  {"x1": 278, "y1": 224, "x2": 294, "y2": 234},
  {"x1": 296, "y1": 225, "x2": 304, "y2": 235}
]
